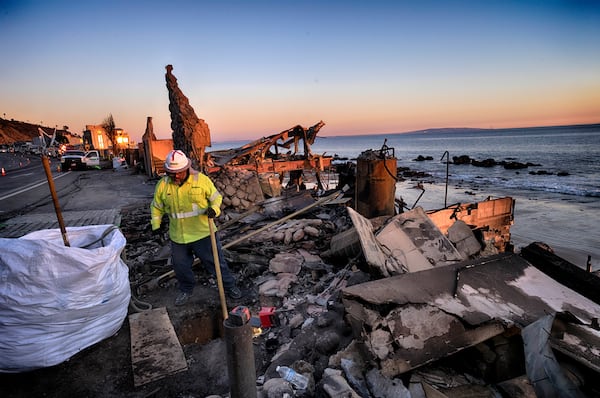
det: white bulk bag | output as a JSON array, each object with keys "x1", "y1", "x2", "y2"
[{"x1": 0, "y1": 225, "x2": 131, "y2": 373}]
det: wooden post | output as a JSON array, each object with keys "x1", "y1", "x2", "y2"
[{"x1": 41, "y1": 155, "x2": 70, "y2": 246}]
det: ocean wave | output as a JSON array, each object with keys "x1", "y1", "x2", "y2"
[
  {"x1": 424, "y1": 171, "x2": 600, "y2": 198},
  {"x1": 503, "y1": 180, "x2": 594, "y2": 198}
]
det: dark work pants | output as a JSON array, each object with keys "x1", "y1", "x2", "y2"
[{"x1": 170, "y1": 234, "x2": 236, "y2": 294}]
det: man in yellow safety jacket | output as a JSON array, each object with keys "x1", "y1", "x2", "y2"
[{"x1": 151, "y1": 149, "x2": 242, "y2": 305}]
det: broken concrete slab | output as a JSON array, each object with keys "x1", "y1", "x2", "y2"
[
  {"x1": 297, "y1": 247, "x2": 326, "y2": 269},
  {"x1": 327, "y1": 206, "x2": 466, "y2": 276},
  {"x1": 129, "y1": 307, "x2": 187, "y2": 387},
  {"x1": 258, "y1": 273, "x2": 298, "y2": 297},
  {"x1": 342, "y1": 253, "x2": 600, "y2": 377},
  {"x1": 427, "y1": 196, "x2": 515, "y2": 253},
  {"x1": 346, "y1": 206, "x2": 390, "y2": 276},
  {"x1": 322, "y1": 226, "x2": 362, "y2": 260},
  {"x1": 269, "y1": 252, "x2": 304, "y2": 274},
  {"x1": 376, "y1": 207, "x2": 464, "y2": 273},
  {"x1": 447, "y1": 219, "x2": 482, "y2": 259}
]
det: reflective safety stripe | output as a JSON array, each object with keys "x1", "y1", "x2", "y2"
[
  {"x1": 209, "y1": 191, "x2": 220, "y2": 202},
  {"x1": 169, "y1": 203, "x2": 207, "y2": 219}
]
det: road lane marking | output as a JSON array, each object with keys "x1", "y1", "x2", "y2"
[
  {"x1": 9, "y1": 172, "x2": 34, "y2": 179},
  {"x1": 0, "y1": 171, "x2": 72, "y2": 201}
]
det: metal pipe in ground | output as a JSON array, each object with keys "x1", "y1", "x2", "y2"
[
  {"x1": 224, "y1": 319, "x2": 257, "y2": 398},
  {"x1": 41, "y1": 155, "x2": 70, "y2": 247}
]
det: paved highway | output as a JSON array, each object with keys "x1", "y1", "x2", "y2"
[
  {"x1": 0, "y1": 153, "x2": 81, "y2": 219},
  {"x1": 1, "y1": 152, "x2": 156, "y2": 221}
]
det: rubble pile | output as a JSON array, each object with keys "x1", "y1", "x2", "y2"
[
  {"x1": 3, "y1": 163, "x2": 600, "y2": 397},
  {"x1": 113, "y1": 173, "x2": 600, "y2": 398},
  {"x1": 247, "y1": 219, "x2": 324, "y2": 245},
  {"x1": 6, "y1": 62, "x2": 597, "y2": 396}
]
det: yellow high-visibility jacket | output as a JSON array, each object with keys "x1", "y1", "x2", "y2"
[{"x1": 151, "y1": 169, "x2": 223, "y2": 244}]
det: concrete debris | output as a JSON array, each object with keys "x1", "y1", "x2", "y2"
[
  {"x1": 125, "y1": 181, "x2": 600, "y2": 397},
  {"x1": 322, "y1": 226, "x2": 362, "y2": 259},
  {"x1": 268, "y1": 252, "x2": 304, "y2": 274},
  {"x1": 249, "y1": 219, "x2": 324, "y2": 246},
  {"x1": 321, "y1": 368, "x2": 362, "y2": 397},
  {"x1": 345, "y1": 206, "x2": 392, "y2": 276},
  {"x1": 447, "y1": 219, "x2": 484, "y2": 259},
  {"x1": 366, "y1": 367, "x2": 411, "y2": 398},
  {"x1": 427, "y1": 196, "x2": 515, "y2": 253},
  {"x1": 258, "y1": 273, "x2": 298, "y2": 297},
  {"x1": 376, "y1": 206, "x2": 464, "y2": 272},
  {"x1": 522, "y1": 313, "x2": 587, "y2": 398},
  {"x1": 6, "y1": 158, "x2": 600, "y2": 397},
  {"x1": 340, "y1": 358, "x2": 370, "y2": 397}
]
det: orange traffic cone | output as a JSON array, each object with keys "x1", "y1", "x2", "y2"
[{"x1": 1, "y1": 167, "x2": 5, "y2": 176}]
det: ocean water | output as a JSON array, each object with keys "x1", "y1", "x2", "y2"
[
  {"x1": 312, "y1": 124, "x2": 600, "y2": 199},
  {"x1": 212, "y1": 124, "x2": 600, "y2": 268}
]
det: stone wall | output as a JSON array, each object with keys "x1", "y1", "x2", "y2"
[{"x1": 212, "y1": 166, "x2": 265, "y2": 213}]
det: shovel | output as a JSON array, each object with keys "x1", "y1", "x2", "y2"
[{"x1": 209, "y1": 218, "x2": 229, "y2": 320}]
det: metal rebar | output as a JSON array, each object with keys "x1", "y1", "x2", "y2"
[{"x1": 441, "y1": 151, "x2": 450, "y2": 208}]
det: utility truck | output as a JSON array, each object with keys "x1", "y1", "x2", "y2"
[{"x1": 60, "y1": 150, "x2": 101, "y2": 171}]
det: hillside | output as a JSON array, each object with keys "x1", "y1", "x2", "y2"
[{"x1": 0, "y1": 118, "x2": 75, "y2": 145}]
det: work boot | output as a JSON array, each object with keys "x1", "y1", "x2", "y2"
[
  {"x1": 226, "y1": 286, "x2": 242, "y2": 299},
  {"x1": 175, "y1": 291, "x2": 191, "y2": 306}
]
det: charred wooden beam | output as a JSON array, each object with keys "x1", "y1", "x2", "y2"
[
  {"x1": 207, "y1": 157, "x2": 332, "y2": 175},
  {"x1": 206, "y1": 121, "x2": 330, "y2": 175}
]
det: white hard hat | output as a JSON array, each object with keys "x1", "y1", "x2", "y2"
[{"x1": 164, "y1": 150, "x2": 191, "y2": 173}]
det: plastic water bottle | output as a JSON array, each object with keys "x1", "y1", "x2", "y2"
[{"x1": 276, "y1": 365, "x2": 308, "y2": 390}]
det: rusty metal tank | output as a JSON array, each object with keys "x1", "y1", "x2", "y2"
[{"x1": 355, "y1": 145, "x2": 397, "y2": 218}]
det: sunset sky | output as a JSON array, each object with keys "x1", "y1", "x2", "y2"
[{"x1": 1, "y1": 1, "x2": 599, "y2": 143}]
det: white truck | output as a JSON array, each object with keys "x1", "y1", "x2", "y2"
[{"x1": 60, "y1": 150, "x2": 101, "y2": 171}]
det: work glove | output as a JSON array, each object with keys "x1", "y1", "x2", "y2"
[
  {"x1": 152, "y1": 228, "x2": 165, "y2": 243},
  {"x1": 206, "y1": 207, "x2": 217, "y2": 219}
]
